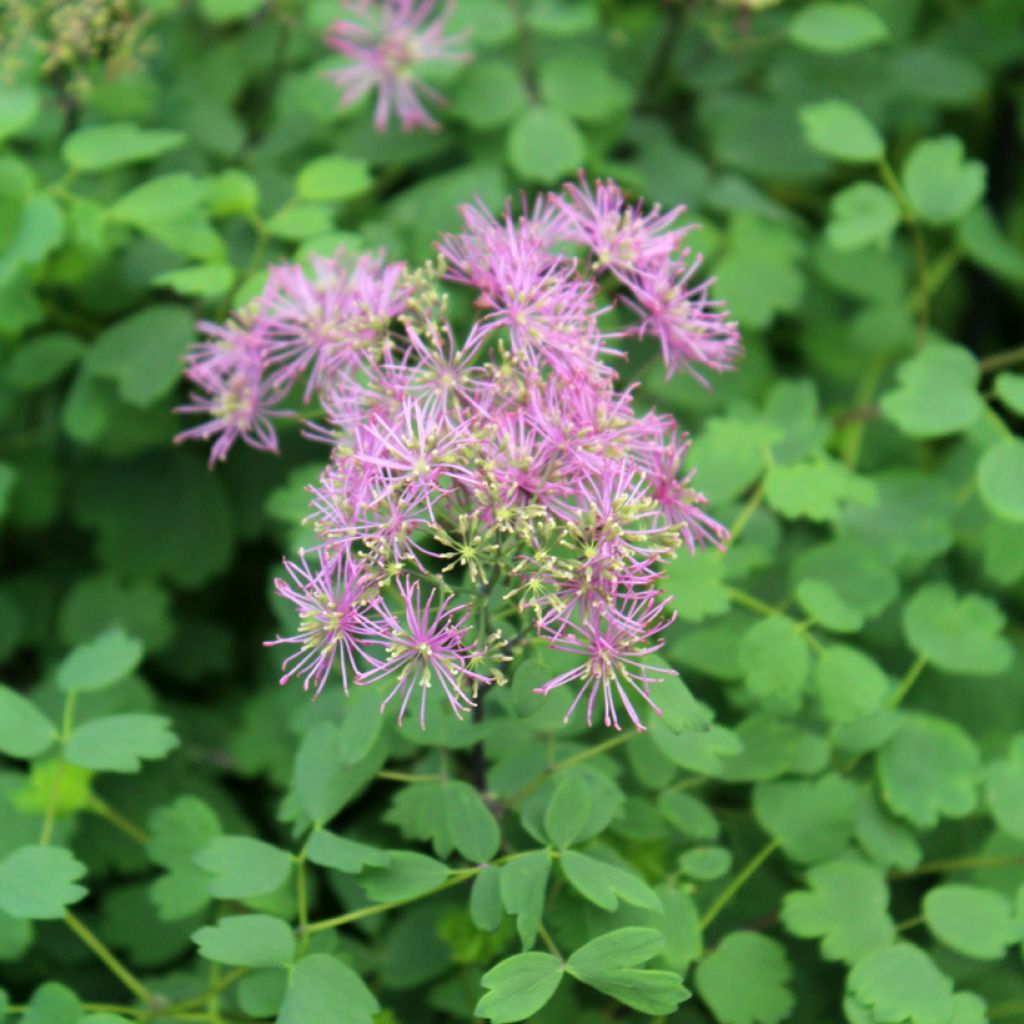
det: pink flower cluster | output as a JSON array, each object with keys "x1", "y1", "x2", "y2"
[
  {"x1": 326, "y1": 0, "x2": 468, "y2": 132},
  {"x1": 176, "y1": 177, "x2": 741, "y2": 731}
]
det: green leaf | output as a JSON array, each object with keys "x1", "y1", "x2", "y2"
[
  {"x1": 278, "y1": 954, "x2": 380, "y2": 1024},
  {"x1": 470, "y1": 865, "x2": 504, "y2": 931},
  {"x1": 544, "y1": 773, "x2": 591, "y2": 849},
  {"x1": 923, "y1": 885, "x2": 1018, "y2": 960},
  {"x1": 880, "y1": 343, "x2": 983, "y2": 438},
  {"x1": 826, "y1": 183, "x2": 901, "y2": 250},
  {"x1": 147, "y1": 796, "x2": 221, "y2": 921},
  {"x1": 957, "y1": 205, "x2": 1024, "y2": 286},
  {"x1": 265, "y1": 202, "x2": 335, "y2": 241},
  {"x1": 441, "y1": 780, "x2": 501, "y2": 862},
  {"x1": 297, "y1": 156, "x2": 373, "y2": 202},
  {"x1": 678, "y1": 846, "x2": 732, "y2": 880},
  {"x1": 153, "y1": 264, "x2": 234, "y2": 299},
  {"x1": 878, "y1": 713, "x2": 980, "y2": 828},
  {"x1": 696, "y1": 932, "x2": 794, "y2": 1024},
  {"x1": 65, "y1": 714, "x2": 178, "y2": 773},
  {"x1": 903, "y1": 583, "x2": 1012, "y2": 676},
  {"x1": 0, "y1": 195, "x2": 65, "y2": 283},
  {"x1": 499, "y1": 850, "x2": 551, "y2": 949},
  {"x1": 6, "y1": 333, "x2": 85, "y2": 392},
  {"x1": 765, "y1": 457, "x2": 874, "y2": 522},
  {"x1": 987, "y1": 737, "x2": 1024, "y2": 838},
  {"x1": 193, "y1": 837, "x2": 293, "y2": 900},
  {"x1": 538, "y1": 53, "x2": 631, "y2": 123},
  {"x1": 450, "y1": 61, "x2": 528, "y2": 130},
  {"x1": 560, "y1": 850, "x2": 661, "y2": 912},
  {"x1": 0, "y1": 86, "x2": 40, "y2": 142},
  {"x1": 0, "y1": 846, "x2": 87, "y2": 919},
  {"x1": 738, "y1": 616, "x2": 811, "y2": 715},
  {"x1": 17, "y1": 981, "x2": 81, "y2": 1024},
  {"x1": 110, "y1": 173, "x2": 207, "y2": 226},
  {"x1": 197, "y1": 0, "x2": 264, "y2": 21},
  {"x1": 359, "y1": 850, "x2": 449, "y2": 902},
  {"x1": 476, "y1": 952, "x2": 564, "y2": 1023},
  {"x1": 61, "y1": 124, "x2": 185, "y2": 172},
  {"x1": 847, "y1": 943, "x2": 953, "y2": 1024},
  {"x1": 781, "y1": 860, "x2": 894, "y2": 963},
  {"x1": 994, "y1": 373, "x2": 1024, "y2": 416},
  {"x1": 815, "y1": 645, "x2": 890, "y2": 725},
  {"x1": 753, "y1": 774, "x2": 859, "y2": 863},
  {"x1": 193, "y1": 913, "x2": 296, "y2": 967},
  {"x1": 800, "y1": 101, "x2": 884, "y2": 163},
  {"x1": 13, "y1": 759, "x2": 93, "y2": 817},
  {"x1": 306, "y1": 830, "x2": 389, "y2": 874},
  {"x1": 978, "y1": 438, "x2": 1024, "y2": 523},
  {"x1": 902, "y1": 136, "x2": 987, "y2": 226},
  {"x1": 87, "y1": 305, "x2": 195, "y2": 407},
  {"x1": 664, "y1": 550, "x2": 731, "y2": 623},
  {"x1": 714, "y1": 214, "x2": 804, "y2": 329},
  {"x1": 56, "y1": 628, "x2": 143, "y2": 693},
  {"x1": 0, "y1": 685, "x2": 56, "y2": 759},
  {"x1": 506, "y1": 106, "x2": 585, "y2": 184},
  {"x1": 788, "y1": 3, "x2": 890, "y2": 54},
  {"x1": 657, "y1": 791, "x2": 719, "y2": 841}
]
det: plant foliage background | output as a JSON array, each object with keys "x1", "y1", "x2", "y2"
[{"x1": 2, "y1": 0, "x2": 1024, "y2": 1022}]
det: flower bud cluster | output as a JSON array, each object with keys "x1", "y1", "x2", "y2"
[{"x1": 176, "y1": 177, "x2": 741, "y2": 730}]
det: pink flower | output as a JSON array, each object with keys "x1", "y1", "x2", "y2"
[
  {"x1": 358, "y1": 578, "x2": 488, "y2": 726},
  {"x1": 624, "y1": 255, "x2": 742, "y2": 384},
  {"x1": 534, "y1": 595, "x2": 677, "y2": 731},
  {"x1": 326, "y1": 0, "x2": 469, "y2": 132},
  {"x1": 265, "y1": 550, "x2": 380, "y2": 697},
  {"x1": 174, "y1": 318, "x2": 288, "y2": 466}
]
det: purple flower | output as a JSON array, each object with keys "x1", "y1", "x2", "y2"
[
  {"x1": 326, "y1": 0, "x2": 469, "y2": 132},
  {"x1": 534, "y1": 595, "x2": 677, "y2": 731},
  {"x1": 174, "y1": 318, "x2": 288, "y2": 466},
  {"x1": 358, "y1": 578, "x2": 487, "y2": 726},
  {"x1": 265, "y1": 550, "x2": 380, "y2": 697}
]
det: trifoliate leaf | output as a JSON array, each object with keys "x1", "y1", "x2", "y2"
[
  {"x1": 193, "y1": 913, "x2": 296, "y2": 967},
  {"x1": 782, "y1": 860, "x2": 894, "y2": 963},
  {"x1": 147, "y1": 795, "x2": 221, "y2": 920},
  {"x1": 664, "y1": 550, "x2": 731, "y2": 623},
  {"x1": 506, "y1": 106, "x2": 585, "y2": 185},
  {"x1": 359, "y1": 850, "x2": 449, "y2": 902},
  {"x1": 6, "y1": 332, "x2": 85, "y2": 392},
  {"x1": 470, "y1": 865, "x2": 504, "y2": 932},
  {"x1": 544, "y1": 773, "x2": 591, "y2": 849},
  {"x1": 277, "y1": 954, "x2": 380, "y2": 1024},
  {"x1": 815, "y1": 645, "x2": 890, "y2": 724},
  {"x1": 193, "y1": 836, "x2": 293, "y2": 900},
  {"x1": 537, "y1": 52, "x2": 631, "y2": 124},
  {"x1": 56, "y1": 628, "x2": 144, "y2": 693},
  {"x1": 753, "y1": 773, "x2": 859, "y2": 863},
  {"x1": 847, "y1": 943, "x2": 953, "y2": 1024},
  {"x1": 978, "y1": 438, "x2": 1024, "y2": 523},
  {"x1": 441, "y1": 781, "x2": 501, "y2": 862},
  {"x1": 500, "y1": 851, "x2": 551, "y2": 949},
  {"x1": 0, "y1": 685, "x2": 56, "y2": 759},
  {"x1": 476, "y1": 952, "x2": 564, "y2": 1023},
  {"x1": 738, "y1": 616, "x2": 811, "y2": 715},
  {"x1": 800, "y1": 101, "x2": 884, "y2": 163},
  {"x1": 788, "y1": 3, "x2": 890, "y2": 53},
  {"x1": 853, "y1": 790, "x2": 921, "y2": 872},
  {"x1": 0, "y1": 846, "x2": 87, "y2": 919},
  {"x1": 924, "y1": 885, "x2": 1019, "y2": 960},
  {"x1": 903, "y1": 583, "x2": 1012, "y2": 676},
  {"x1": 902, "y1": 136, "x2": 987, "y2": 225},
  {"x1": 878, "y1": 713, "x2": 980, "y2": 828},
  {"x1": 657, "y1": 791, "x2": 720, "y2": 841},
  {"x1": 560, "y1": 850, "x2": 661, "y2": 912},
  {"x1": 296, "y1": 156, "x2": 372, "y2": 202},
  {"x1": 880, "y1": 343, "x2": 983, "y2": 438},
  {"x1": 64, "y1": 714, "x2": 178, "y2": 773},
  {"x1": 827, "y1": 182, "x2": 901, "y2": 250},
  {"x1": 306, "y1": 830, "x2": 390, "y2": 874},
  {"x1": 62, "y1": 124, "x2": 185, "y2": 172},
  {"x1": 696, "y1": 932, "x2": 794, "y2": 1024}
]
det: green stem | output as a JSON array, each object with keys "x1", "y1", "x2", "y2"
[
  {"x1": 376, "y1": 770, "x2": 446, "y2": 783},
  {"x1": 878, "y1": 157, "x2": 930, "y2": 346},
  {"x1": 890, "y1": 653, "x2": 928, "y2": 709},
  {"x1": 64, "y1": 910, "x2": 156, "y2": 1006},
  {"x1": 990, "y1": 999, "x2": 1024, "y2": 1020},
  {"x1": 700, "y1": 839, "x2": 780, "y2": 930},
  {"x1": 90, "y1": 796, "x2": 150, "y2": 845},
  {"x1": 723, "y1": 481, "x2": 765, "y2": 547},
  {"x1": 537, "y1": 922, "x2": 564, "y2": 961},
  {"x1": 891, "y1": 853, "x2": 1024, "y2": 879},
  {"x1": 725, "y1": 586, "x2": 780, "y2": 618},
  {"x1": 980, "y1": 344, "x2": 1024, "y2": 374},
  {"x1": 160, "y1": 968, "x2": 248, "y2": 1017},
  {"x1": 41, "y1": 692, "x2": 78, "y2": 845}
]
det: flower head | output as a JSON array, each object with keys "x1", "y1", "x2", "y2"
[{"x1": 326, "y1": 0, "x2": 469, "y2": 132}]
